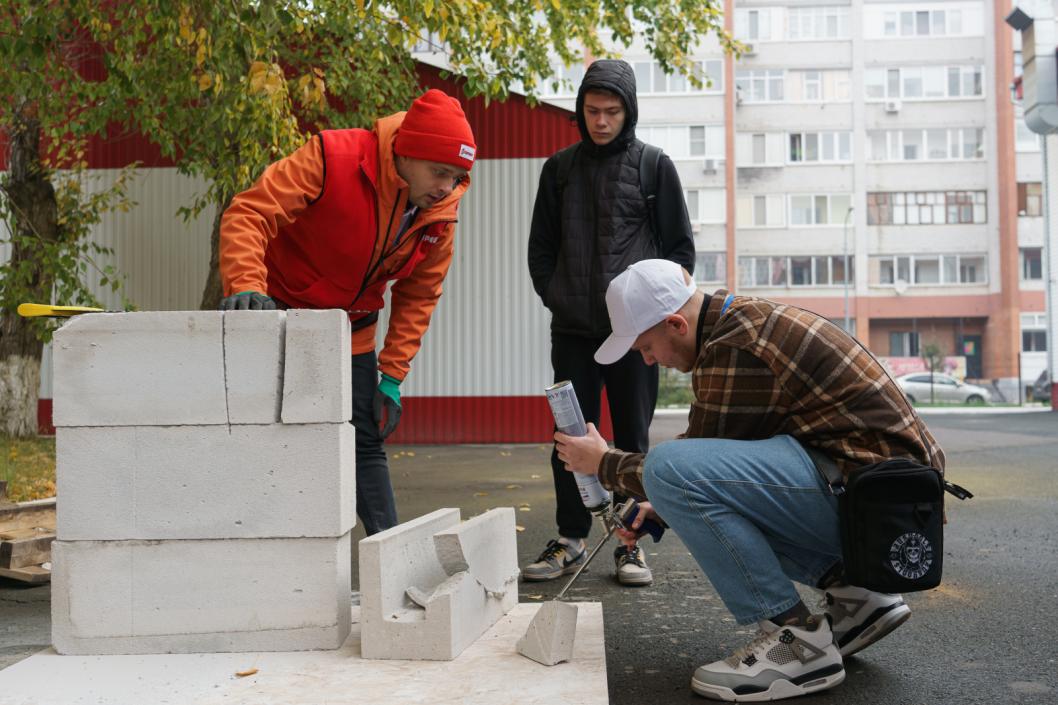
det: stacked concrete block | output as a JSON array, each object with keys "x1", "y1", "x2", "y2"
[
  {"x1": 359, "y1": 507, "x2": 520, "y2": 661},
  {"x1": 50, "y1": 310, "x2": 355, "y2": 655}
]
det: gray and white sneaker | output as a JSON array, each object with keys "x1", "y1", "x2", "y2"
[
  {"x1": 614, "y1": 544, "x2": 653, "y2": 586},
  {"x1": 522, "y1": 539, "x2": 586, "y2": 581},
  {"x1": 691, "y1": 616, "x2": 844, "y2": 702},
  {"x1": 822, "y1": 584, "x2": 911, "y2": 657}
]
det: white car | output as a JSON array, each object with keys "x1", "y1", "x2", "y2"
[{"x1": 895, "y1": 373, "x2": 992, "y2": 405}]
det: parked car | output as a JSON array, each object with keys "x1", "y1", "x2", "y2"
[
  {"x1": 895, "y1": 373, "x2": 992, "y2": 405},
  {"x1": 1033, "y1": 370, "x2": 1052, "y2": 402}
]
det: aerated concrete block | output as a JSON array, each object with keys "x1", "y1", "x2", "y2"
[
  {"x1": 52, "y1": 312, "x2": 228, "y2": 427},
  {"x1": 222, "y1": 310, "x2": 286, "y2": 424},
  {"x1": 51, "y1": 534, "x2": 352, "y2": 655},
  {"x1": 56, "y1": 423, "x2": 355, "y2": 541},
  {"x1": 281, "y1": 309, "x2": 352, "y2": 423},
  {"x1": 516, "y1": 601, "x2": 578, "y2": 666},
  {"x1": 359, "y1": 508, "x2": 519, "y2": 661}
]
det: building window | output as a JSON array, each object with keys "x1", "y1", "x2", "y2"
[
  {"x1": 735, "y1": 8, "x2": 774, "y2": 41},
  {"x1": 632, "y1": 59, "x2": 723, "y2": 93},
  {"x1": 541, "y1": 61, "x2": 586, "y2": 97},
  {"x1": 890, "y1": 331, "x2": 920, "y2": 356},
  {"x1": 875, "y1": 254, "x2": 988, "y2": 285},
  {"x1": 1023, "y1": 330, "x2": 1048, "y2": 352},
  {"x1": 866, "y1": 128, "x2": 984, "y2": 161},
  {"x1": 685, "y1": 189, "x2": 726, "y2": 224},
  {"x1": 695, "y1": 252, "x2": 726, "y2": 284},
  {"x1": 788, "y1": 194, "x2": 852, "y2": 226},
  {"x1": 1021, "y1": 247, "x2": 1043, "y2": 281},
  {"x1": 639, "y1": 125, "x2": 724, "y2": 160},
  {"x1": 787, "y1": 6, "x2": 850, "y2": 39},
  {"x1": 738, "y1": 255, "x2": 852, "y2": 288},
  {"x1": 867, "y1": 65, "x2": 984, "y2": 101},
  {"x1": 1018, "y1": 182, "x2": 1043, "y2": 217},
  {"x1": 869, "y1": 3, "x2": 981, "y2": 39},
  {"x1": 735, "y1": 70, "x2": 785, "y2": 102},
  {"x1": 736, "y1": 132, "x2": 787, "y2": 166},
  {"x1": 736, "y1": 194, "x2": 786, "y2": 227},
  {"x1": 789, "y1": 131, "x2": 852, "y2": 163},
  {"x1": 868, "y1": 191, "x2": 989, "y2": 225},
  {"x1": 784, "y1": 69, "x2": 850, "y2": 101},
  {"x1": 1021, "y1": 313, "x2": 1048, "y2": 352}
]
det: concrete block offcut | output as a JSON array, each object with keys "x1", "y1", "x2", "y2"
[{"x1": 359, "y1": 508, "x2": 520, "y2": 661}]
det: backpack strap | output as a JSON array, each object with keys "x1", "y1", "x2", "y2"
[
  {"x1": 554, "y1": 142, "x2": 581, "y2": 198},
  {"x1": 639, "y1": 143, "x2": 663, "y2": 253}
]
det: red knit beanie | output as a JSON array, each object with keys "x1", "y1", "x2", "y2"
[{"x1": 393, "y1": 89, "x2": 477, "y2": 171}]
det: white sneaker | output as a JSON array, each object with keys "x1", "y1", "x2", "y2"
[
  {"x1": 614, "y1": 544, "x2": 653, "y2": 586},
  {"x1": 822, "y1": 584, "x2": 911, "y2": 657},
  {"x1": 691, "y1": 616, "x2": 844, "y2": 701}
]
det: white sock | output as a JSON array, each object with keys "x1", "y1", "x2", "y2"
[{"x1": 558, "y1": 537, "x2": 585, "y2": 551}]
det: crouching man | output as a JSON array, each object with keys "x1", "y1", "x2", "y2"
[{"x1": 555, "y1": 259, "x2": 945, "y2": 701}]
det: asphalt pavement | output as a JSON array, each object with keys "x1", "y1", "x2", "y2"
[{"x1": 2, "y1": 410, "x2": 1056, "y2": 704}]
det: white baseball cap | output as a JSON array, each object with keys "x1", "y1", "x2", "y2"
[{"x1": 594, "y1": 259, "x2": 698, "y2": 365}]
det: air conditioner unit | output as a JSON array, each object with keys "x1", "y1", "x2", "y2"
[
  {"x1": 703, "y1": 158, "x2": 718, "y2": 174},
  {"x1": 884, "y1": 99, "x2": 902, "y2": 113}
]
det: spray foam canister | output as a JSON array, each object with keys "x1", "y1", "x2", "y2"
[{"x1": 545, "y1": 380, "x2": 612, "y2": 514}]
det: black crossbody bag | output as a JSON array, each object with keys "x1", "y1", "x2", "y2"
[{"x1": 813, "y1": 449, "x2": 972, "y2": 593}]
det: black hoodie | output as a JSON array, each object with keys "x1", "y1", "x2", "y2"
[{"x1": 528, "y1": 59, "x2": 696, "y2": 338}]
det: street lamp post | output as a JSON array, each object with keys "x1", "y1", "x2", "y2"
[{"x1": 843, "y1": 206, "x2": 854, "y2": 334}]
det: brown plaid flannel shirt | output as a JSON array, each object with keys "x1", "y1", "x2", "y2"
[{"x1": 598, "y1": 290, "x2": 946, "y2": 499}]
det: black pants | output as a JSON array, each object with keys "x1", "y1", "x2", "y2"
[
  {"x1": 550, "y1": 333, "x2": 658, "y2": 539},
  {"x1": 351, "y1": 350, "x2": 399, "y2": 535}
]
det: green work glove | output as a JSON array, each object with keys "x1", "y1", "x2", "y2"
[
  {"x1": 373, "y1": 373, "x2": 403, "y2": 439},
  {"x1": 219, "y1": 291, "x2": 276, "y2": 311}
]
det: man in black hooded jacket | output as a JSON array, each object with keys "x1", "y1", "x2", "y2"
[{"x1": 525, "y1": 59, "x2": 696, "y2": 586}]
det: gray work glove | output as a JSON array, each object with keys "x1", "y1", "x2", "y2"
[{"x1": 219, "y1": 291, "x2": 276, "y2": 311}]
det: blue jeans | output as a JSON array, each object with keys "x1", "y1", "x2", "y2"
[{"x1": 643, "y1": 435, "x2": 842, "y2": 625}]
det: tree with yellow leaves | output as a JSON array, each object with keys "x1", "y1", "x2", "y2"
[{"x1": 87, "y1": 0, "x2": 732, "y2": 308}]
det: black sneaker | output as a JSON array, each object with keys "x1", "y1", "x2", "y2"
[{"x1": 522, "y1": 539, "x2": 586, "y2": 581}]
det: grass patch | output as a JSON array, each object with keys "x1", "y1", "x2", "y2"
[{"x1": 1, "y1": 434, "x2": 56, "y2": 502}]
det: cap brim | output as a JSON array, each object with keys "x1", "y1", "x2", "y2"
[{"x1": 594, "y1": 333, "x2": 637, "y2": 365}]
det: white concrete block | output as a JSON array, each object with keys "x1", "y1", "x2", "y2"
[
  {"x1": 359, "y1": 508, "x2": 519, "y2": 661},
  {"x1": 52, "y1": 534, "x2": 352, "y2": 655},
  {"x1": 281, "y1": 310, "x2": 352, "y2": 423},
  {"x1": 53, "y1": 312, "x2": 228, "y2": 427},
  {"x1": 222, "y1": 310, "x2": 286, "y2": 424},
  {"x1": 516, "y1": 601, "x2": 578, "y2": 666},
  {"x1": 56, "y1": 423, "x2": 355, "y2": 541}
]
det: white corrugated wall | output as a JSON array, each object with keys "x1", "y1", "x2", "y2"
[
  {"x1": 10, "y1": 160, "x2": 553, "y2": 401},
  {"x1": 0, "y1": 167, "x2": 215, "y2": 398},
  {"x1": 377, "y1": 157, "x2": 553, "y2": 396}
]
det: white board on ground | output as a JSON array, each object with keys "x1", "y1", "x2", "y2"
[{"x1": 0, "y1": 603, "x2": 606, "y2": 705}]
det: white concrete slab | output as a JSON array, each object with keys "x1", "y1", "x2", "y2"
[
  {"x1": 359, "y1": 508, "x2": 520, "y2": 661},
  {"x1": 56, "y1": 423, "x2": 355, "y2": 540},
  {"x1": 281, "y1": 309, "x2": 352, "y2": 423},
  {"x1": 52, "y1": 311, "x2": 228, "y2": 427},
  {"x1": 0, "y1": 603, "x2": 606, "y2": 705},
  {"x1": 223, "y1": 310, "x2": 286, "y2": 424},
  {"x1": 52, "y1": 534, "x2": 351, "y2": 654}
]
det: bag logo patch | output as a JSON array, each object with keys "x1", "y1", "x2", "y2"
[{"x1": 889, "y1": 532, "x2": 933, "y2": 580}]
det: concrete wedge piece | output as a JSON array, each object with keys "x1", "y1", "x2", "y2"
[{"x1": 516, "y1": 600, "x2": 578, "y2": 666}]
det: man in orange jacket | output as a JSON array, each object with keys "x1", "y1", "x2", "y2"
[{"x1": 218, "y1": 89, "x2": 476, "y2": 535}]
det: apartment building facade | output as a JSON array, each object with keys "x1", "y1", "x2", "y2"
[{"x1": 543, "y1": 0, "x2": 1043, "y2": 399}]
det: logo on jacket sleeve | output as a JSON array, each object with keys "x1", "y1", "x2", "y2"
[{"x1": 459, "y1": 144, "x2": 476, "y2": 162}]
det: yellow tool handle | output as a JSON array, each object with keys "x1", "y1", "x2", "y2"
[{"x1": 16, "y1": 303, "x2": 106, "y2": 318}]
